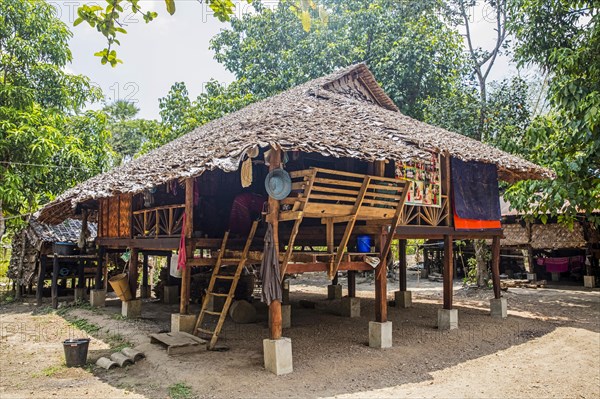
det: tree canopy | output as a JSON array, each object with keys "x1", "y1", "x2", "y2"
[
  {"x1": 505, "y1": 0, "x2": 599, "y2": 227},
  {"x1": 0, "y1": 0, "x2": 112, "y2": 237},
  {"x1": 211, "y1": 0, "x2": 467, "y2": 120}
]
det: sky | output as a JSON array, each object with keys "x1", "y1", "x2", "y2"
[{"x1": 52, "y1": 0, "x2": 518, "y2": 120}]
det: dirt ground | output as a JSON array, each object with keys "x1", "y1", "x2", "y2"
[{"x1": 1, "y1": 273, "x2": 599, "y2": 399}]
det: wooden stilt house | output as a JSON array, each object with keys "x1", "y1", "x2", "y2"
[{"x1": 37, "y1": 64, "x2": 551, "y2": 358}]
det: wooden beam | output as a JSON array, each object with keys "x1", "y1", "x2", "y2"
[
  {"x1": 375, "y1": 229, "x2": 387, "y2": 323},
  {"x1": 129, "y1": 248, "x2": 139, "y2": 300},
  {"x1": 95, "y1": 247, "x2": 105, "y2": 290},
  {"x1": 267, "y1": 147, "x2": 283, "y2": 340},
  {"x1": 51, "y1": 255, "x2": 59, "y2": 309},
  {"x1": 399, "y1": 239, "x2": 407, "y2": 292},
  {"x1": 285, "y1": 261, "x2": 372, "y2": 274},
  {"x1": 348, "y1": 270, "x2": 356, "y2": 298},
  {"x1": 443, "y1": 235, "x2": 454, "y2": 309},
  {"x1": 374, "y1": 161, "x2": 388, "y2": 323},
  {"x1": 36, "y1": 256, "x2": 46, "y2": 306},
  {"x1": 142, "y1": 254, "x2": 149, "y2": 290},
  {"x1": 491, "y1": 236, "x2": 501, "y2": 299},
  {"x1": 77, "y1": 258, "x2": 85, "y2": 289},
  {"x1": 181, "y1": 177, "x2": 195, "y2": 315}
]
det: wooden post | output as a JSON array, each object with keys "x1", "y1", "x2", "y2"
[
  {"x1": 77, "y1": 259, "x2": 85, "y2": 289},
  {"x1": 95, "y1": 247, "x2": 105, "y2": 290},
  {"x1": 491, "y1": 236, "x2": 501, "y2": 299},
  {"x1": 37, "y1": 256, "x2": 46, "y2": 306},
  {"x1": 399, "y1": 239, "x2": 407, "y2": 292},
  {"x1": 180, "y1": 177, "x2": 195, "y2": 315},
  {"x1": 267, "y1": 147, "x2": 283, "y2": 340},
  {"x1": 129, "y1": 248, "x2": 139, "y2": 299},
  {"x1": 374, "y1": 160, "x2": 388, "y2": 323},
  {"x1": 142, "y1": 254, "x2": 149, "y2": 291},
  {"x1": 51, "y1": 255, "x2": 59, "y2": 309},
  {"x1": 375, "y1": 229, "x2": 388, "y2": 323},
  {"x1": 443, "y1": 235, "x2": 454, "y2": 310},
  {"x1": 348, "y1": 271, "x2": 356, "y2": 298},
  {"x1": 326, "y1": 218, "x2": 334, "y2": 277},
  {"x1": 166, "y1": 253, "x2": 173, "y2": 286}
]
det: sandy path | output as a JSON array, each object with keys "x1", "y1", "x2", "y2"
[{"x1": 1, "y1": 273, "x2": 599, "y2": 399}]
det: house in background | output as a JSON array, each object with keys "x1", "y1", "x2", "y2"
[
  {"x1": 8, "y1": 217, "x2": 98, "y2": 304},
  {"x1": 498, "y1": 198, "x2": 599, "y2": 287}
]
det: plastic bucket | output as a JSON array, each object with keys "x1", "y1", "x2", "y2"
[
  {"x1": 63, "y1": 338, "x2": 90, "y2": 367},
  {"x1": 109, "y1": 273, "x2": 133, "y2": 302},
  {"x1": 357, "y1": 235, "x2": 372, "y2": 253}
]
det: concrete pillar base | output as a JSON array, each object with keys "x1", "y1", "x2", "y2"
[
  {"x1": 394, "y1": 290, "x2": 412, "y2": 308},
  {"x1": 89, "y1": 289, "x2": 106, "y2": 307},
  {"x1": 74, "y1": 288, "x2": 87, "y2": 302},
  {"x1": 327, "y1": 284, "x2": 342, "y2": 300},
  {"x1": 162, "y1": 285, "x2": 179, "y2": 304},
  {"x1": 437, "y1": 309, "x2": 458, "y2": 330},
  {"x1": 140, "y1": 286, "x2": 151, "y2": 299},
  {"x1": 269, "y1": 304, "x2": 291, "y2": 328},
  {"x1": 171, "y1": 313, "x2": 197, "y2": 334},
  {"x1": 490, "y1": 298, "x2": 507, "y2": 319},
  {"x1": 122, "y1": 299, "x2": 142, "y2": 318},
  {"x1": 584, "y1": 275, "x2": 596, "y2": 288},
  {"x1": 551, "y1": 272, "x2": 561, "y2": 282},
  {"x1": 369, "y1": 321, "x2": 392, "y2": 348},
  {"x1": 263, "y1": 337, "x2": 293, "y2": 375},
  {"x1": 340, "y1": 297, "x2": 360, "y2": 318},
  {"x1": 526, "y1": 273, "x2": 536, "y2": 282},
  {"x1": 282, "y1": 280, "x2": 290, "y2": 305}
]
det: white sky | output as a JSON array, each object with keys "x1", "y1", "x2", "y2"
[{"x1": 52, "y1": 0, "x2": 517, "y2": 120}]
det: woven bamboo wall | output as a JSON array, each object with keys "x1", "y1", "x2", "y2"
[{"x1": 98, "y1": 194, "x2": 132, "y2": 238}]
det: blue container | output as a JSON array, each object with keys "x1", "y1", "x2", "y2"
[{"x1": 357, "y1": 235, "x2": 372, "y2": 253}]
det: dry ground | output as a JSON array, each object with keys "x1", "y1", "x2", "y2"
[{"x1": 1, "y1": 273, "x2": 599, "y2": 399}]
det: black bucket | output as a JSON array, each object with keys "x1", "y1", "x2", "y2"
[{"x1": 63, "y1": 338, "x2": 90, "y2": 367}]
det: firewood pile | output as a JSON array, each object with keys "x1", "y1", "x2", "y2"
[{"x1": 501, "y1": 279, "x2": 547, "y2": 290}]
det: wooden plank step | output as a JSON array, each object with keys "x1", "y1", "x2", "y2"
[
  {"x1": 215, "y1": 275, "x2": 235, "y2": 280},
  {"x1": 221, "y1": 258, "x2": 242, "y2": 263},
  {"x1": 209, "y1": 292, "x2": 229, "y2": 297},
  {"x1": 203, "y1": 310, "x2": 221, "y2": 316},
  {"x1": 196, "y1": 327, "x2": 214, "y2": 335}
]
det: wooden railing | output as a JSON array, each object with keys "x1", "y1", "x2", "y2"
[{"x1": 132, "y1": 204, "x2": 185, "y2": 238}]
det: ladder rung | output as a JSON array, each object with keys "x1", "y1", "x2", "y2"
[
  {"x1": 215, "y1": 275, "x2": 235, "y2": 280},
  {"x1": 203, "y1": 310, "x2": 221, "y2": 316},
  {"x1": 209, "y1": 292, "x2": 229, "y2": 297},
  {"x1": 221, "y1": 258, "x2": 242, "y2": 263},
  {"x1": 196, "y1": 327, "x2": 214, "y2": 335}
]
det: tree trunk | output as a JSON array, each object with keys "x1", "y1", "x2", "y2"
[
  {"x1": 0, "y1": 200, "x2": 5, "y2": 239},
  {"x1": 474, "y1": 239, "x2": 489, "y2": 287}
]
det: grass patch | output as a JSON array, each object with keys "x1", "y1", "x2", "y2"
[
  {"x1": 68, "y1": 318, "x2": 101, "y2": 335},
  {"x1": 106, "y1": 332, "x2": 132, "y2": 351},
  {"x1": 168, "y1": 383, "x2": 194, "y2": 399},
  {"x1": 33, "y1": 362, "x2": 66, "y2": 378}
]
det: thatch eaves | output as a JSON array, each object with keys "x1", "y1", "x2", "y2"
[{"x1": 38, "y1": 63, "x2": 552, "y2": 223}]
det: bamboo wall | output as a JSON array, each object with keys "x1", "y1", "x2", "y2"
[{"x1": 98, "y1": 194, "x2": 132, "y2": 238}]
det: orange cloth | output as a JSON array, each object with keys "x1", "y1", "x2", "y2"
[{"x1": 453, "y1": 210, "x2": 501, "y2": 230}]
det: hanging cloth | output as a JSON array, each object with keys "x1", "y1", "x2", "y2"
[
  {"x1": 241, "y1": 157, "x2": 253, "y2": 188},
  {"x1": 260, "y1": 223, "x2": 282, "y2": 305},
  {"x1": 177, "y1": 213, "x2": 187, "y2": 270}
]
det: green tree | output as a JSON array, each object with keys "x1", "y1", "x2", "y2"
[
  {"x1": 505, "y1": 0, "x2": 600, "y2": 227},
  {"x1": 211, "y1": 0, "x2": 467, "y2": 119},
  {"x1": 103, "y1": 100, "x2": 161, "y2": 162},
  {"x1": 0, "y1": 0, "x2": 111, "y2": 238},
  {"x1": 142, "y1": 79, "x2": 256, "y2": 152}
]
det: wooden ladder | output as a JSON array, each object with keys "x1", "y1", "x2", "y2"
[{"x1": 193, "y1": 220, "x2": 259, "y2": 350}]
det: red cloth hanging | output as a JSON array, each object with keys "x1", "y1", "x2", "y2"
[{"x1": 177, "y1": 212, "x2": 186, "y2": 270}]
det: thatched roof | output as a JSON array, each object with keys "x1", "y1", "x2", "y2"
[{"x1": 38, "y1": 63, "x2": 552, "y2": 223}]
